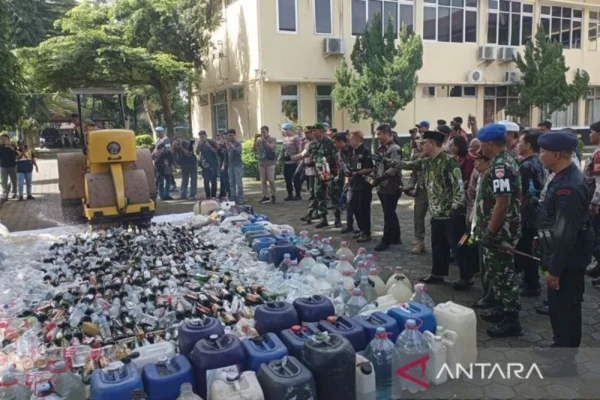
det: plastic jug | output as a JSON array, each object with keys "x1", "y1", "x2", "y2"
[
  {"x1": 176, "y1": 383, "x2": 202, "y2": 399},
  {"x1": 49, "y1": 361, "x2": 86, "y2": 400},
  {"x1": 292, "y1": 295, "x2": 334, "y2": 322},
  {"x1": 178, "y1": 318, "x2": 225, "y2": 356},
  {"x1": 301, "y1": 332, "x2": 356, "y2": 400},
  {"x1": 90, "y1": 359, "x2": 144, "y2": 400},
  {"x1": 363, "y1": 327, "x2": 395, "y2": 399},
  {"x1": 252, "y1": 237, "x2": 276, "y2": 254},
  {"x1": 190, "y1": 334, "x2": 246, "y2": 399},
  {"x1": 410, "y1": 283, "x2": 436, "y2": 309},
  {"x1": 297, "y1": 251, "x2": 315, "y2": 269},
  {"x1": 278, "y1": 323, "x2": 321, "y2": 359},
  {"x1": 386, "y1": 275, "x2": 413, "y2": 303},
  {"x1": 200, "y1": 200, "x2": 220, "y2": 215},
  {"x1": 268, "y1": 240, "x2": 298, "y2": 267},
  {"x1": 313, "y1": 272, "x2": 333, "y2": 297},
  {"x1": 209, "y1": 371, "x2": 264, "y2": 400},
  {"x1": 355, "y1": 354, "x2": 376, "y2": 400},
  {"x1": 441, "y1": 329, "x2": 461, "y2": 374},
  {"x1": 385, "y1": 267, "x2": 411, "y2": 291},
  {"x1": 0, "y1": 365, "x2": 31, "y2": 400},
  {"x1": 130, "y1": 342, "x2": 177, "y2": 372},
  {"x1": 375, "y1": 294, "x2": 397, "y2": 311},
  {"x1": 142, "y1": 355, "x2": 194, "y2": 400},
  {"x1": 368, "y1": 268, "x2": 387, "y2": 297},
  {"x1": 254, "y1": 301, "x2": 299, "y2": 334},
  {"x1": 241, "y1": 223, "x2": 267, "y2": 234},
  {"x1": 336, "y1": 241, "x2": 355, "y2": 259},
  {"x1": 387, "y1": 302, "x2": 437, "y2": 334},
  {"x1": 354, "y1": 311, "x2": 400, "y2": 343},
  {"x1": 312, "y1": 257, "x2": 329, "y2": 276},
  {"x1": 423, "y1": 331, "x2": 448, "y2": 385},
  {"x1": 318, "y1": 316, "x2": 367, "y2": 352},
  {"x1": 242, "y1": 333, "x2": 289, "y2": 372},
  {"x1": 434, "y1": 301, "x2": 477, "y2": 367},
  {"x1": 393, "y1": 319, "x2": 430, "y2": 396},
  {"x1": 257, "y1": 356, "x2": 317, "y2": 400},
  {"x1": 245, "y1": 230, "x2": 271, "y2": 245},
  {"x1": 326, "y1": 266, "x2": 343, "y2": 286}
]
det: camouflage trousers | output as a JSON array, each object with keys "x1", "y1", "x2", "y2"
[
  {"x1": 482, "y1": 246, "x2": 521, "y2": 312},
  {"x1": 315, "y1": 177, "x2": 341, "y2": 220}
]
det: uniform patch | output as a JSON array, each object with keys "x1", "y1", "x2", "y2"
[
  {"x1": 493, "y1": 178, "x2": 511, "y2": 193},
  {"x1": 495, "y1": 167, "x2": 505, "y2": 179},
  {"x1": 556, "y1": 189, "x2": 572, "y2": 196}
]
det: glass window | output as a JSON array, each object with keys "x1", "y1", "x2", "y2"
[
  {"x1": 590, "y1": 11, "x2": 599, "y2": 51},
  {"x1": 423, "y1": 86, "x2": 436, "y2": 98},
  {"x1": 486, "y1": 1, "x2": 534, "y2": 45},
  {"x1": 281, "y1": 85, "x2": 298, "y2": 96},
  {"x1": 384, "y1": 1, "x2": 399, "y2": 35},
  {"x1": 586, "y1": 88, "x2": 600, "y2": 124},
  {"x1": 464, "y1": 86, "x2": 476, "y2": 96},
  {"x1": 352, "y1": 0, "x2": 414, "y2": 36},
  {"x1": 281, "y1": 85, "x2": 299, "y2": 124},
  {"x1": 483, "y1": 86, "x2": 528, "y2": 126},
  {"x1": 278, "y1": 0, "x2": 297, "y2": 32},
  {"x1": 231, "y1": 88, "x2": 244, "y2": 101},
  {"x1": 449, "y1": 86, "x2": 463, "y2": 97},
  {"x1": 316, "y1": 85, "x2": 333, "y2": 96},
  {"x1": 551, "y1": 102, "x2": 578, "y2": 127},
  {"x1": 540, "y1": 6, "x2": 582, "y2": 49},
  {"x1": 423, "y1": 0, "x2": 477, "y2": 42},
  {"x1": 352, "y1": 0, "x2": 367, "y2": 34},
  {"x1": 211, "y1": 91, "x2": 228, "y2": 136},
  {"x1": 314, "y1": 0, "x2": 332, "y2": 34},
  {"x1": 316, "y1": 85, "x2": 334, "y2": 125}
]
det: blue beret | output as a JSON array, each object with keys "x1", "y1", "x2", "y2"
[
  {"x1": 477, "y1": 123, "x2": 507, "y2": 142},
  {"x1": 538, "y1": 130, "x2": 578, "y2": 151},
  {"x1": 281, "y1": 123, "x2": 293, "y2": 130}
]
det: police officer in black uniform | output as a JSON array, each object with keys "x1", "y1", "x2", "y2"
[{"x1": 535, "y1": 131, "x2": 593, "y2": 377}]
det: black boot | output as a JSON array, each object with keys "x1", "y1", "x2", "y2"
[
  {"x1": 486, "y1": 311, "x2": 523, "y2": 338},
  {"x1": 284, "y1": 194, "x2": 294, "y2": 201},
  {"x1": 586, "y1": 262, "x2": 600, "y2": 277},
  {"x1": 473, "y1": 289, "x2": 497, "y2": 309},
  {"x1": 315, "y1": 219, "x2": 329, "y2": 228},
  {"x1": 334, "y1": 218, "x2": 342, "y2": 228},
  {"x1": 535, "y1": 299, "x2": 549, "y2": 315},
  {"x1": 480, "y1": 307, "x2": 505, "y2": 322}
]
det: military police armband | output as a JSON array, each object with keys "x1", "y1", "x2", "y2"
[{"x1": 491, "y1": 165, "x2": 512, "y2": 194}]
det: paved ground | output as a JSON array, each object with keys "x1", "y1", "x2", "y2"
[{"x1": 1, "y1": 150, "x2": 599, "y2": 398}]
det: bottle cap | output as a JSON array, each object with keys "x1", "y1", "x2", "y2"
[
  {"x1": 291, "y1": 325, "x2": 302, "y2": 333},
  {"x1": 369, "y1": 268, "x2": 377, "y2": 275},
  {"x1": 406, "y1": 319, "x2": 417, "y2": 329},
  {"x1": 209, "y1": 334, "x2": 219, "y2": 340},
  {"x1": 360, "y1": 363, "x2": 373, "y2": 375},
  {"x1": 352, "y1": 288, "x2": 361, "y2": 295},
  {"x1": 358, "y1": 248, "x2": 366, "y2": 253},
  {"x1": 327, "y1": 316, "x2": 337, "y2": 323},
  {"x1": 340, "y1": 241, "x2": 348, "y2": 247}
]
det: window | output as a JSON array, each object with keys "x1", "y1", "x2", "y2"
[
  {"x1": 540, "y1": 6, "x2": 582, "y2": 49},
  {"x1": 281, "y1": 85, "x2": 299, "y2": 124},
  {"x1": 423, "y1": 0, "x2": 477, "y2": 43},
  {"x1": 422, "y1": 86, "x2": 436, "y2": 98},
  {"x1": 550, "y1": 102, "x2": 578, "y2": 126},
  {"x1": 590, "y1": 11, "x2": 599, "y2": 51},
  {"x1": 231, "y1": 88, "x2": 244, "y2": 101},
  {"x1": 487, "y1": 0, "x2": 533, "y2": 45},
  {"x1": 316, "y1": 85, "x2": 333, "y2": 125},
  {"x1": 586, "y1": 88, "x2": 600, "y2": 124},
  {"x1": 448, "y1": 85, "x2": 476, "y2": 97},
  {"x1": 199, "y1": 95, "x2": 209, "y2": 107},
  {"x1": 314, "y1": 0, "x2": 333, "y2": 34},
  {"x1": 211, "y1": 91, "x2": 228, "y2": 136},
  {"x1": 483, "y1": 86, "x2": 529, "y2": 126},
  {"x1": 278, "y1": 0, "x2": 298, "y2": 33},
  {"x1": 352, "y1": 0, "x2": 414, "y2": 36}
]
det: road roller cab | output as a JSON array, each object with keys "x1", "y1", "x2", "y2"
[{"x1": 57, "y1": 88, "x2": 156, "y2": 226}]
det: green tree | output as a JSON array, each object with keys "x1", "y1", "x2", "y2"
[
  {"x1": 506, "y1": 24, "x2": 589, "y2": 121},
  {"x1": 7, "y1": 0, "x2": 76, "y2": 47},
  {"x1": 0, "y1": 0, "x2": 23, "y2": 128},
  {"x1": 333, "y1": 13, "x2": 423, "y2": 135}
]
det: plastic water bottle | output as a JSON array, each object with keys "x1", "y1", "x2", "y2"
[
  {"x1": 0, "y1": 365, "x2": 31, "y2": 399},
  {"x1": 287, "y1": 260, "x2": 301, "y2": 276},
  {"x1": 325, "y1": 264, "x2": 342, "y2": 286},
  {"x1": 321, "y1": 239, "x2": 335, "y2": 256},
  {"x1": 359, "y1": 275, "x2": 377, "y2": 303},
  {"x1": 177, "y1": 383, "x2": 203, "y2": 400},
  {"x1": 293, "y1": 230, "x2": 310, "y2": 245},
  {"x1": 353, "y1": 248, "x2": 367, "y2": 265},
  {"x1": 368, "y1": 268, "x2": 387, "y2": 297},
  {"x1": 314, "y1": 272, "x2": 333, "y2": 297},
  {"x1": 333, "y1": 280, "x2": 350, "y2": 301},
  {"x1": 50, "y1": 361, "x2": 86, "y2": 400},
  {"x1": 353, "y1": 261, "x2": 369, "y2": 281},
  {"x1": 393, "y1": 319, "x2": 430, "y2": 395},
  {"x1": 336, "y1": 255, "x2": 356, "y2": 290},
  {"x1": 30, "y1": 381, "x2": 62, "y2": 400},
  {"x1": 365, "y1": 327, "x2": 395, "y2": 395},
  {"x1": 301, "y1": 266, "x2": 317, "y2": 286},
  {"x1": 310, "y1": 235, "x2": 322, "y2": 251},
  {"x1": 365, "y1": 254, "x2": 379, "y2": 273},
  {"x1": 298, "y1": 252, "x2": 316, "y2": 269},
  {"x1": 278, "y1": 254, "x2": 292, "y2": 272},
  {"x1": 410, "y1": 283, "x2": 436, "y2": 309},
  {"x1": 312, "y1": 257, "x2": 329, "y2": 277},
  {"x1": 386, "y1": 267, "x2": 411, "y2": 291},
  {"x1": 336, "y1": 241, "x2": 354, "y2": 258},
  {"x1": 346, "y1": 288, "x2": 368, "y2": 317}
]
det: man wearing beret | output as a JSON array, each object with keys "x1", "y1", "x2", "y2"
[
  {"x1": 279, "y1": 123, "x2": 302, "y2": 202},
  {"x1": 535, "y1": 130, "x2": 593, "y2": 376},
  {"x1": 373, "y1": 130, "x2": 466, "y2": 279},
  {"x1": 293, "y1": 123, "x2": 339, "y2": 228},
  {"x1": 475, "y1": 123, "x2": 523, "y2": 338}
]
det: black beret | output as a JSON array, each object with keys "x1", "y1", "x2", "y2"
[
  {"x1": 538, "y1": 130, "x2": 578, "y2": 152},
  {"x1": 421, "y1": 130, "x2": 446, "y2": 143}
]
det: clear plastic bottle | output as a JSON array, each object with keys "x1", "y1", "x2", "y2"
[
  {"x1": 353, "y1": 248, "x2": 367, "y2": 265},
  {"x1": 393, "y1": 319, "x2": 430, "y2": 396},
  {"x1": 177, "y1": 383, "x2": 203, "y2": 400},
  {"x1": 310, "y1": 234, "x2": 322, "y2": 251},
  {"x1": 353, "y1": 261, "x2": 369, "y2": 281},
  {"x1": 312, "y1": 257, "x2": 329, "y2": 277},
  {"x1": 332, "y1": 280, "x2": 350, "y2": 302},
  {"x1": 385, "y1": 267, "x2": 412, "y2": 291},
  {"x1": 410, "y1": 283, "x2": 436, "y2": 309},
  {"x1": 321, "y1": 239, "x2": 335, "y2": 257},
  {"x1": 336, "y1": 241, "x2": 354, "y2": 259},
  {"x1": 30, "y1": 381, "x2": 62, "y2": 400},
  {"x1": 368, "y1": 268, "x2": 387, "y2": 297},
  {"x1": 50, "y1": 361, "x2": 86, "y2": 400},
  {"x1": 325, "y1": 264, "x2": 342, "y2": 286},
  {"x1": 287, "y1": 260, "x2": 301, "y2": 276},
  {"x1": 335, "y1": 255, "x2": 355, "y2": 275},
  {"x1": 359, "y1": 275, "x2": 377, "y2": 303},
  {"x1": 301, "y1": 266, "x2": 317, "y2": 287},
  {"x1": 0, "y1": 365, "x2": 31, "y2": 400},
  {"x1": 278, "y1": 254, "x2": 292, "y2": 272},
  {"x1": 298, "y1": 252, "x2": 316, "y2": 269},
  {"x1": 293, "y1": 230, "x2": 310, "y2": 246},
  {"x1": 313, "y1": 272, "x2": 333, "y2": 297},
  {"x1": 365, "y1": 254, "x2": 378, "y2": 273},
  {"x1": 365, "y1": 327, "x2": 395, "y2": 394},
  {"x1": 346, "y1": 288, "x2": 368, "y2": 317}
]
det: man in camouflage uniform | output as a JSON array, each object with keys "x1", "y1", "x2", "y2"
[
  {"x1": 294, "y1": 122, "x2": 338, "y2": 228},
  {"x1": 407, "y1": 125, "x2": 428, "y2": 254},
  {"x1": 375, "y1": 130, "x2": 466, "y2": 284},
  {"x1": 475, "y1": 123, "x2": 522, "y2": 338}
]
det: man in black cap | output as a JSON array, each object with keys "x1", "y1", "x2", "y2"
[{"x1": 535, "y1": 130, "x2": 593, "y2": 376}]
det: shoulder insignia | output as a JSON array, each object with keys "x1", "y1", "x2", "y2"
[
  {"x1": 494, "y1": 166, "x2": 505, "y2": 179},
  {"x1": 556, "y1": 189, "x2": 572, "y2": 196}
]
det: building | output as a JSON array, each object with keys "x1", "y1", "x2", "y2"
[{"x1": 192, "y1": 0, "x2": 600, "y2": 139}]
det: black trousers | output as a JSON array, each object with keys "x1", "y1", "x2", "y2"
[
  {"x1": 515, "y1": 227, "x2": 540, "y2": 290},
  {"x1": 431, "y1": 219, "x2": 453, "y2": 276},
  {"x1": 283, "y1": 163, "x2": 301, "y2": 197},
  {"x1": 346, "y1": 196, "x2": 355, "y2": 228},
  {"x1": 202, "y1": 168, "x2": 218, "y2": 198},
  {"x1": 548, "y1": 270, "x2": 584, "y2": 358},
  {"x1": 378, "y1": 191, "x2": 401, "y2": 245},
  {"x1": 219, "y1": 169, "x2": 230, "y2": 198},
  {"x1": 351, "y1": 189, "x2": 372, "y2": 235}
]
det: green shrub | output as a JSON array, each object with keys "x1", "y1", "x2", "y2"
[
  {"x1": 136, "y1": 134, "x2": 154, "y2": 149},
  {"x1": 242, "y1": 140, "x2": 284, "y2": 179},
  {"x1": 401, "y1": 142, "x2": 411, "y2": 160}
]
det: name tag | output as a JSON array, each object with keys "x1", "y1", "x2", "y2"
[{"x1": 357, "y1": 163, "x2": 362, "y2": 170}]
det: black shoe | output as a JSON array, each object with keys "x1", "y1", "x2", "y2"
[
  {"x1": 452, "y1": 279, "x2": 474, "y2": 291},
  {"x1": 259, "y1": 197, "x2": 271, "y2": 204},
  {"x1": 271, "y1": 196, "x2": 276, "y2": 203},
  {"x1": 417, "y1": 275, "x2": 445, "y2": 284},
  {"x1": 334, "y1": 219, "x2": 342, "y2": 228},
  {"x1": 586, "y1": 263, "x2": 600, "y2": 278},
  {"x1": 315, "y1": 219, "x2": 329, "y2": 229},
  {"x1": 180, "y1": 196, "x2": 188, "y2": 200},
  {"x1": 0, "y1": 198, "x2": 6, "y2": 203},
  {"x1": 294, "y1": 195, "x2": 302, "y2": 201},
  {"x1": 480, "y1": 307, "x2": 505, "y2": 322},
  {"x1": 162, "y1": 196, "x2": 174, "y2": 201},
  {"x1": 535, "y1": 304, "x2": 549, "y2": 315},
  {"x1": 341, "y1": 226, "x2": 354, "y2": 234},
  {"x1": 17, "y1": 196, "x2": 23, "y2": 201},
  {"x1": 391, "y1": 238, "x2": 402, "y2": 245},
  {"x1": 538, "y1": 360, "x2": 578, "y2": 377},
  {"x1": 486, "y1": 312, "x2": 523, "y2": 338},
  {"x1": 356, "y1": 234, "x2": 372, "y2": 243},
  {"x1": 11, "y1": 194, "x2": 16, "y2": 199},
  {"x1": 353, "y1": 231, "x2": 362, "y2": 239},
  {"x1": 300, "y1": 215, "x2": 309, "y2": 222},
  {"x1": 473, "y1": 296, "x2": 496, "y2": 309},
  {"x1": 374, "y1": 242, "x2": 390, "y2": 252},
  {"x1": 26, "y1": 195, "x2": 35, "y2": 200},
  {"x1": 521, "y1": 287, "x2": 541, "y2": 297},
  {"x1": 284, "y1": 195, "x2": 294, "y2": 201}
]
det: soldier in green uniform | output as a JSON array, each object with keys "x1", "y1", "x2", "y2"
[
  {"x1": 475, "y1": 123, "x2": 523, "y2": 338},
  {"x1": 293, "y1": 122, "x2": 339, "y2": 228}
]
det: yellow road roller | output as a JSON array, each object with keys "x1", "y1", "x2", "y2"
[{"x1": 57, "y1": 88, "x2": 157, "y2": 226}]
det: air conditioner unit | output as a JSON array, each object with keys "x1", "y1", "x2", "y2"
[
  {"x1": 323, "y1": 38, "x2": 346, "y2": 56},
  {"x1": 504, "y1": 72, "x2": 521, "y2": 83},
  {"x1": 477, "y1": 46, "x2": 497, "y2": 61},
  {"x1": 468, "y1": 70, "x2": 484, "y2": 83},
  {"x1": 498, "y1": 47, "x2": 518, "y2": 62},
  {"x1": 577, "y1": 68, "x2": 590, "y2": 77}
]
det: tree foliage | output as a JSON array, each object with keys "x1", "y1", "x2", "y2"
[
  {"x1": 7, "y1": 0, "x2": 76, "y2": 48},
  {"x1": 506, "y1": 25, "x2": 589, "y2": 120},
  {"x1": 0, "y1": 0, "x2": 24, "y2": 128},
  {"x1": 333, "y1": 13, "x2": 423, "y2": 130}
]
